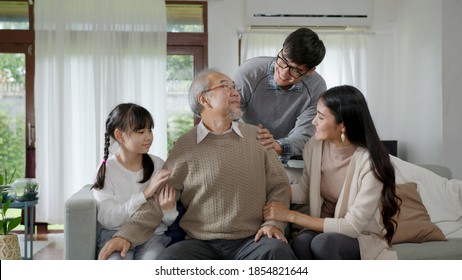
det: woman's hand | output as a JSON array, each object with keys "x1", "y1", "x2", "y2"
[
  {"x1": 263, "y1": 201, "x2": 292, "y2": 222},
  {"x1": 143, "y1": 169, "x2": 171, "y2": 199},
  {"x1": 265, "y1": 202, "x2": 325, "y2": 233},
  {"x1": 158, "y1": 184, "x2": 176, "y2": 211}
]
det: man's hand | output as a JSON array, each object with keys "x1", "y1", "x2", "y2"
[
  {"x1": 254, "y1": 225, "x2": 287, "y2": 243},
  {"x1": 257, "y1": 124, "x2": 283, "y2": 155},
  {"x1": 98, "y1": 237, "x2": 131, "y2": 260}
]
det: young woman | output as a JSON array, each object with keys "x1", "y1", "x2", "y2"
[
  {"x1": 92, "y1": 103, "x2": 177, "y2": 260},
  {"x1": 263, "y1": 85, "x2": 400, "y2": 259}
]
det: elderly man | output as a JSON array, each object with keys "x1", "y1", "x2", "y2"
[{"x1": 99, "y1": 69, "x2": 295, "y2": 260}]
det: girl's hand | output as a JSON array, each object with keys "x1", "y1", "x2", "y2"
[
  {"x1": 143, "y1": 169, "x2": 171, "y2": 199},
  {"x1": 159, "y1": 184, "x2": 176, "y2": 211}
]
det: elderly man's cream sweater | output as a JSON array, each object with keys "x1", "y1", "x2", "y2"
[{"x1": 115, "y1": 123, "x2": 290, "y2": 246}]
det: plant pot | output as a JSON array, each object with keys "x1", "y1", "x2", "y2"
[
  {"x1": 0, "y1": 234, "x2": 21, "y2": 260},
  {"x1": 2, "y1": 190, "x2": 9, "y2": 203},
  {"x1": 23, "y1": 191, "x2": 38, "y2": 201},
  {"x1": 1, "y1": 185, "x2": 15, "y2": 203}
]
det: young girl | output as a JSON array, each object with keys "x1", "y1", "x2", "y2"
[
  {"x1": 263, "y1": 85, "x2": 401, "y2": 259},
  {"x1": 92, "y1": 103, "x2": 178, "y2": 260}
]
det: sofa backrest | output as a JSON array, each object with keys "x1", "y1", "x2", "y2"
[{"x1": 417, "y1": 164, "x2": 452, "y2": 179}]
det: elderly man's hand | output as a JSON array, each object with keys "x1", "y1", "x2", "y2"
[
  {"x1": 254, "y1": 225, "x2": 287, "y2": 243},
  {"x1": 98, "y1": 237, "x2": 131, "y2": 260}
]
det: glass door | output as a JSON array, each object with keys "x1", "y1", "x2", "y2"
[
  {"x1": 0, "y1": 0, "x2": 35, "y2": 180},
  {"x1": 166, "y1": 53, "x2": 194, "y2": 152},
  {"x1": 166, "y1": 46, "x2": 206, "y2": 153},
  {"x1": 0, "y1": 51, "x2": 27, "y2": 179}
]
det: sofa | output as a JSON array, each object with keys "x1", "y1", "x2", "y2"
[
  {"x1": 64, "y1": 185, "x2": 185, "y2": 260},
  {"x1": 64, "y1": 162, "x2": 462, "y2": 260},
  {"x1": 389, "y1": 159, "x2": 462, "y2": 259}
]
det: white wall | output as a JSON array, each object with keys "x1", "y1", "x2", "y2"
[
  {"x1": 395, "y1": 0, "x2": 443, "y2": 163},
  {"x1": 442, "y1": 0, "x2": 462, "y2": 179},
  {"x1": 206, "y1": 0, "x2": 462, "y2": 178},
  {"x1": 366, "y1": 0, "x2": 399, "y2": 143},
  {"x1": 364, "y1": 0, "x2": 461, "y2": 178},
  {"x1": 207, "y1": 0, "x2": 244, "y2": 75}
]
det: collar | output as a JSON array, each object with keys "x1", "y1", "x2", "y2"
[
  {"x1": 268, "y1": 59, "x2": 303, "y2": 92},
  {"x1": 197, "y1": 120, "x2": 244, "y2": 143}
]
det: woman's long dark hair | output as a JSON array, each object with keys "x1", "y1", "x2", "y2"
[
  {"x1": 92, "y1": 103, "x2": 155, "y2": 190},
  {"x1": 321, "y1": 85, "x2": 400, "y2": 245}
]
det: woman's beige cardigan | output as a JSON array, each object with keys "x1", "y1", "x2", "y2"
[{"x1": 291, "y1": 138, "x2": 397, "y2": 259}]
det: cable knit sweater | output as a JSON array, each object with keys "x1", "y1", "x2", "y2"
[{"x1": 115, "y1": 123, "x2": 290, "y2": 247}]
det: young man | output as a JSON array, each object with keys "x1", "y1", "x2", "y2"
[
  {"x1": 98, "y1": 69, "x2": 296, "y2": 260},
  {"x1": 234, "y1": 28, "x2": 326, "y2": 164}
]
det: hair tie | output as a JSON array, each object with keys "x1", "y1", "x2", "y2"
[{"x1": 102, "y1": 159, "x2": 107, "y2": 164}]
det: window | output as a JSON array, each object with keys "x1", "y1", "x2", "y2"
[
  {"x1": 0, "y1": 0, "x2": 29, "y2": 30},
  {"x1": 1, "y1": 0, "x2": 208, "y2": 172},
  {"x1": 166, "y1": 1, "x2": 208, "y2": 152},
  {"x1": 167, "y1": 2, "x2": 204, "y2": 32},
  {"x1": 0, "y1": 0, "x2": 35, "y2": 180},
  {"x1": 0, "y1": 0, "x2": 35, "y2": 232}
]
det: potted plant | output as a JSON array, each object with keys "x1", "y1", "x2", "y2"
[
  {"x1": 23, "y1": 180, "x2": 39, "y2": 201},
  {"x1": 0, "y1": 197, "x2": 22, "y2": 260},
  {"x1": 13, "y1": 178, "x2": 39, "y2": 202},
  {"x1": 0, "y1": 169, "x2": 16, "y2": 203}
]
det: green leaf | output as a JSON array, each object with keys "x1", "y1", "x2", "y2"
[
  {"x1": 1, "y1": 197, "x2": 21, "y2": 234},
  {"x1": 3, "y1": 198, "x2": 11, "y2": 213},
  {"x1": 6, "y1": 216, "x2": 21, "y2": 233},
  {"x1": 8, "y1": 170, "x2": 16, "y2": 184}
]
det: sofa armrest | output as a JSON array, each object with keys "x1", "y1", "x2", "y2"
[{"x1": 65, "y1": 184, "x2": 98, "y2": 259}]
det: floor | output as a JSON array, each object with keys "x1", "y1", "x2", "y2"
[
  {"x1": 33, "y1": 232, "x2": 64, "y2": 260},
  {"x1": 17, "y1": 231, "x2": 65, "y2": 260}
]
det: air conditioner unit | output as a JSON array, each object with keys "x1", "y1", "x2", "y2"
[{"x1": 245, "y1": 0, "x2": 374, "y2": 30}]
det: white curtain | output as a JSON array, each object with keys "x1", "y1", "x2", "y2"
[
  {"x1": 34, "y1": 0, "x2": 167, "y2": 224},
  {"x1": 240, "y1": 31, "x2": 368, "y2": 93}
]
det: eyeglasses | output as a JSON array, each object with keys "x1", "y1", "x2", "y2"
[
  {"x1": 202, "y1": 83, "x2": 241, "y2": 94},
  {"x1": 276, "y1": 49, "x2": 308, "y2": 79}
]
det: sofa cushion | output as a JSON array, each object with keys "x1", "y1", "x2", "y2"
[
  {"x1": 394, "y1": 238, "x2": 462, "y2": 260},
  {"x1": 392, "y1": 156, "x2": 462, "y2": 237},
  {"x1": 392, "y1": 182, "x2": 446, "y2": 244}
]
